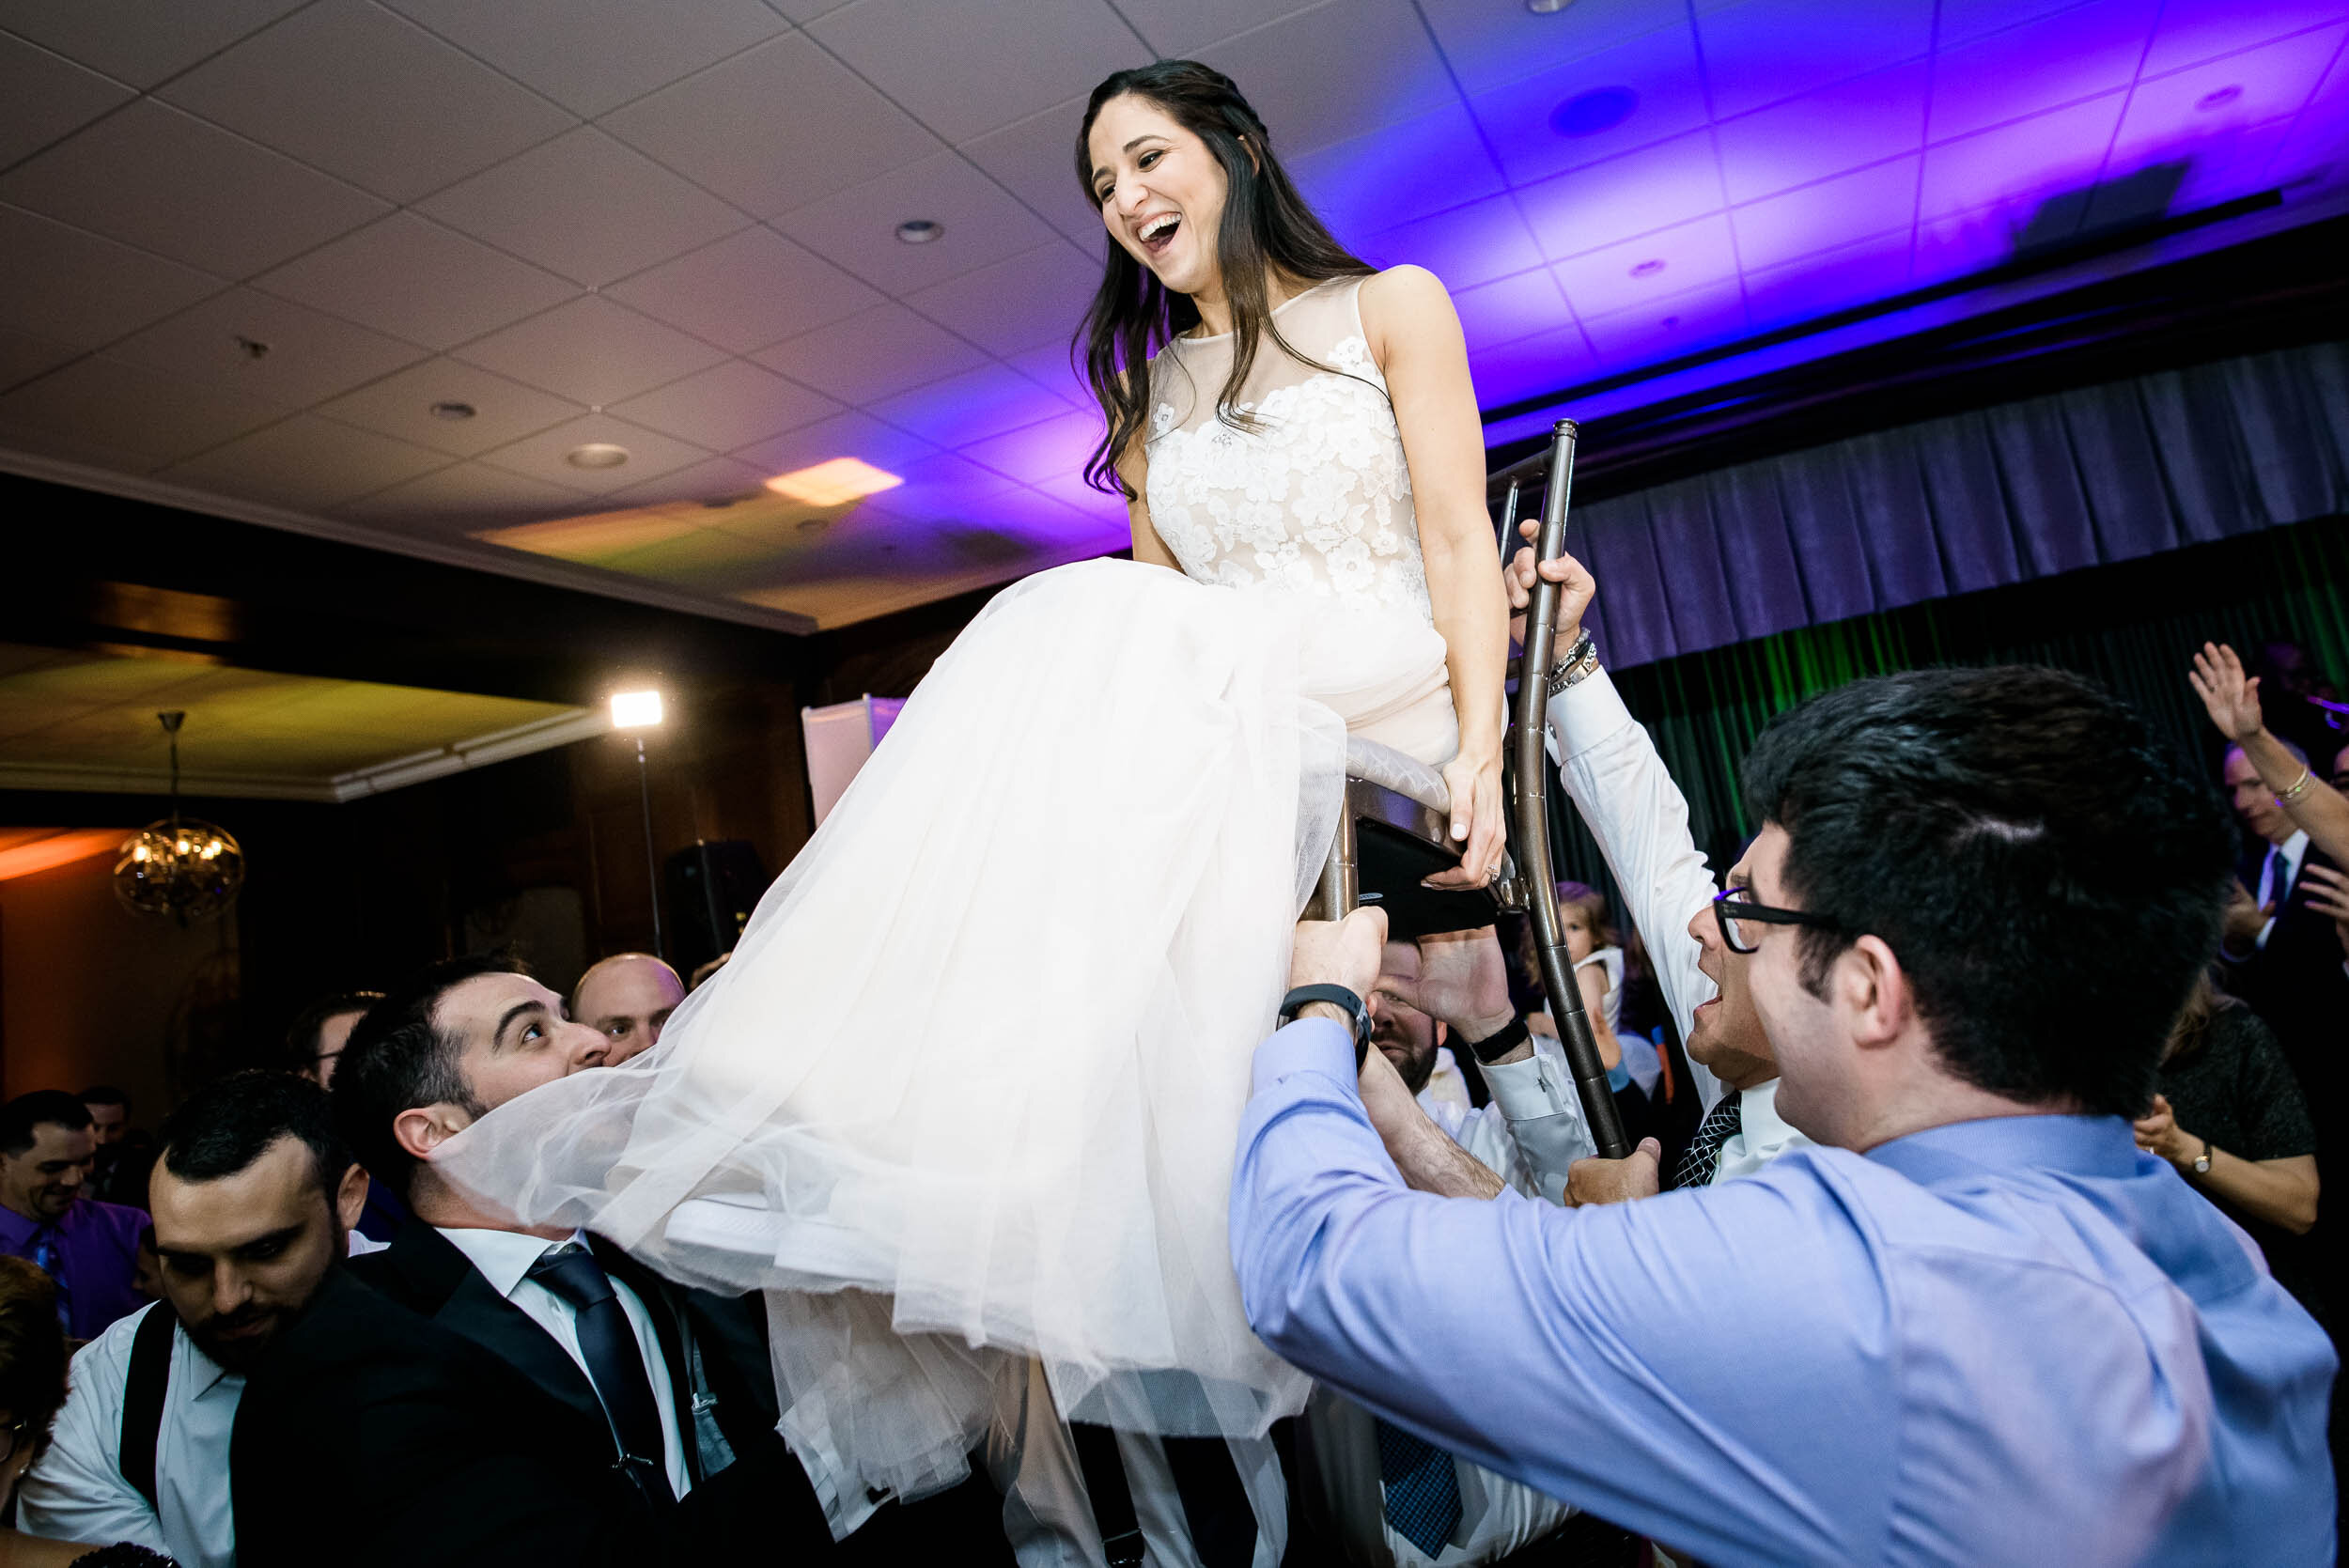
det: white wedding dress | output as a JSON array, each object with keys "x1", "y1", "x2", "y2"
[{"x1": 439, "y1": 274, "x2": 1461, "y2": 1529}]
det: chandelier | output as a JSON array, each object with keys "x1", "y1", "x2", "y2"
[{"x1": 113, "y1": 710, "x2": 244, "y2": 924}]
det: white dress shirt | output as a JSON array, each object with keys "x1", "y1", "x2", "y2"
[
  {"x1": 435, "y1": 1225, "x2": 693, "y2": 1501},
  {"x1": 2253, "y1": 828, "x2": 2310, "y2": 950},
  {"x1": 16, "y1": 1231, "x2": 390, "y2": 1567},
  {"x1": 1546, "y1": 669, "x2": 1815, "y2": 1180},
  {"x1": 18, "y1": 1303, "x2": 237, "y2": 1568}
]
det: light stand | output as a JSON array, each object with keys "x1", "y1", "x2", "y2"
[{"x1": 611, "y1": 690, "x2": 666, "y2": 960}]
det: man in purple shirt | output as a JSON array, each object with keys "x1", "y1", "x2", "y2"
[
  {"x1": 0, "y1": 1089, "x2": 149, "y2": 1343},
  {"x1": 1233, "y1": 667, "x2": 2336, "y2": 1566}
]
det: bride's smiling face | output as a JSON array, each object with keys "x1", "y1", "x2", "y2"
[{"x1": 1087, "y1": 94, "x2": 1227, "y2": 298}]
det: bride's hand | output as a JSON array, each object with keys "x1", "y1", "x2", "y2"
[{"x1": 1425, "y1": 747, "x2": 1505, "y2": 890}]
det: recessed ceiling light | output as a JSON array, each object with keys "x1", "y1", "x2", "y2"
[
  {"x1": 895, "y1": 219, "x2": 945, "y2": 244},
  {"x1": 1629, "y1": 258, "x2": 1666, "y2": 278},
  {"x1": 1525, "y1": 0, "x2": 1573, "y2": 11},
  {"x1": 1659, "y1": 315, "x2": 1682, "y2": 329},
  {"x1": 765, "y1": 456, "x2": 905, "y2": 505},
  {"x1": 1550, "y1": 85, "x2": 1639, "y2": 138},
  {"x1": 429, "y1": 400, "x2": 476, "y2": 421},
  {"x1": 2196, "y1": 85, "x2": 2243, "y2": 111},
  {"x1": 567, "y1": 442, "x2": 630, "y2": 470}
]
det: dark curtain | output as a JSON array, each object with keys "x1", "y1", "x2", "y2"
[
  {"x1": 1548, "y1": 515, "x2": 2349, "y2": 894},
  {"x1": 1565, "y1": 341, "x2": 2349, "y2": 671}
]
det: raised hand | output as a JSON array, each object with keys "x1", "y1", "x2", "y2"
[
  {"x1": 2298, "y1": 862, "x2": 2349, "y2": 961},
  {"x1": 2188, "y1": 642, "x2": 2264, "y2": 742},
  {"x1": 1426, "y1": 749, "x2": 1506, "y2": 890},
  {"x1": 1503, "y1": 516, "x2": 1597, "y2": 661},
  {"x1": 1291, "y1": 906, "x2": 1389, "y2": 999},
  {"x1": 1563, "y1": 1139, "x2": 1661, "y2": 1206},
  {"x1": 1406, "y1": 925, "x2": 1517, "y2": 1037}
]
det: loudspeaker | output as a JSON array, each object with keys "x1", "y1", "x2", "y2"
[{"x1": 663, "y1": 839, "x2": 769, "y2": 979}]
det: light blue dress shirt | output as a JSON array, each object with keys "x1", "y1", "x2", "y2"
[{"x1": 1231, "y1": 1019, "x2": 2337, "y2": 1568}]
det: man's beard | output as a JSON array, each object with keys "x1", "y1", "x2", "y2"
[
  {"x1": 1374, "y1": 1023, "x2": 1437, "y2": 1095},
  {"x1": 184, "y1": 1305, "x2": 285, "y2": 1372}
]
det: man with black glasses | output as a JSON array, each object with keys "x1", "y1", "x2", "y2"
[{"x1": 1235, "y1": 666, "x2": 2337, "y2": 1565}]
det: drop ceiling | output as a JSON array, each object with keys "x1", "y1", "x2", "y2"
[
  {"x1": 1, "y1": 0, "x2": 2342, "y2": 631},
  {"x1": 0, "y1": 642, "x2": 599, "y2": 800}
]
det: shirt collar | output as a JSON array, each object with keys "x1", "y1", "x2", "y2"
[
  {"x1": 435, "y1": 1224, "x2": 591, "y2": 1299},
  {"x1": 2277, "y1": 828, "x2": 2310, "y2": 877},
  {"x1": 0, "y1": 1203, "x2": 39, "y2": 1245},
  {"x1": 1865, "y1": 1112, "x2": 2140, "y2": 1188},
  {"x1": 1734, "y1": 1079, "x2": 1800, "y2": 1150}
]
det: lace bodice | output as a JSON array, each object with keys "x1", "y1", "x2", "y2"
[{"x1": 1143, "y1": 276, "x2": 1431, "y2": 619}]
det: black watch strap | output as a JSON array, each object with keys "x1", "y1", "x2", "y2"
[
  {"x1": 1279, "y1": 984, "x2": 1373, "y2": 1065},
  {"x1": 1464, "y1": 1012, "x2": 1530, "y2": 1065}
]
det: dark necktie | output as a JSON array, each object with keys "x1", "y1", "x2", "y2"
[
  {"x1": 1672, "y1": 1089, "x2": 1743, "y2": 1191},
  {"x1": 1376, "y1": 1419, "x2": 1463, "y2": 1559},
  {"x1": 27, "y1": 1227, "x2": 70, "y2": 1331},
  {"x1": 526, "y1": 1243, "x2": 673, "y2": 1502}
]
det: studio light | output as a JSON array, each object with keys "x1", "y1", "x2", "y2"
[
  {"x1": 113, "y1": 711, "x2": 244, "y2": 924},
  {"x1": 611, "y1": 689, "x2": 664, "y2": 729}
]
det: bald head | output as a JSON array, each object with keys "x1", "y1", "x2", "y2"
[{"x1": 571, "y1": 954, "x2": 686, "y2": 1064}]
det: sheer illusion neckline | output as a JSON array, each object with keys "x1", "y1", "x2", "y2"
[{"x1": 1174, "y1": 275, "x2": 1349, "y2": 344}]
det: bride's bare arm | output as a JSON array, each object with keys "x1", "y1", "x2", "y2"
[
  {"x1": 1362, "y1": 264, "x2": 1510, "y2": 886},
  {"x1": 1117, "y1": 435, "x2": 1182, "y2": 570}
]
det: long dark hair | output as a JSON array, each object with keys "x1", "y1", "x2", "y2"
[{"x1": 1072, "y1": 60, "x2": 1375, "y2": 498}]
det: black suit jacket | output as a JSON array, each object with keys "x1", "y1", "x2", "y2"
[
  {"x1": 2230, "y1": 843, "x2": 2349, "y2": 1126},
  {"x1": 231, "y1": 1227, "x2": 834, "y2": 1568}
]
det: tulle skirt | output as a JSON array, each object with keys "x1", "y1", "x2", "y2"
[{"x1": 436, "y1": 558, "x2": 1456, "y2": 1529}]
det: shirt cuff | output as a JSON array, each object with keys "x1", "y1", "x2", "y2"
[
  {"x1": 1252, "y1": 1017, "x2": 1359, "y2": 1096},
  {"x1": 1481, "y1": 1051, "x2": 1571, "y2": 1123},
  {"x1": 1543, "y1": 667, "x2": 1635, "y2": 761}
]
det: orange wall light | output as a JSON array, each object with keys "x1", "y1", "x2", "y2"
[{"x1": 0, "y1": 830, "x2": 129, "y2": 884}]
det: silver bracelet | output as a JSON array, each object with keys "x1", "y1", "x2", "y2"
[{"x1": 1545, "y1": 631, "x2": 1600, "y2": 696}]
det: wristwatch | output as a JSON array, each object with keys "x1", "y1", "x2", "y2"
[
  {"x1": 1545, "y1": 631, "x2": 1600, "y2": 696},
  {"x1": 1462, "y1": 1012, "x2": 1530, "y2": 1065},
  {"x1": 2190, "y1": 1140, "x2": 2213, "y2": 1175},
  {"x1": 1279, "y1": 984, "x2": 1374, "y2": 1067}
]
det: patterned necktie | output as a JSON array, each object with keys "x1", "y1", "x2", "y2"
[
  {"x1": 526, "y1": 1242, "x2": 673, "y2": 1502},
  {"x1": 27, "y1": 1227, "x2": 70, "y2": 1331},
  {"x1": 1672, "y1": 1089, "x2": 1743, "y2": 1191},
  {"x1": 1376, "y1": 1419, "x2": 1462, "y2": 1559}
]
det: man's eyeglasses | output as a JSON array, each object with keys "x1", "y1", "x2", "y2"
[{"x1": 1711, "y1": 887, "x2": 1844, "y2": 955}]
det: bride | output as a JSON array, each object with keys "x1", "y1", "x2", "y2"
[{"x1": 439, "y1": 58, "x2": 1509, "y2": 1527}]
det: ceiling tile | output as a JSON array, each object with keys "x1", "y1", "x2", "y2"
[
  {"x1": 1926, "y1": 0, "x2": 2158, "y2": 142},
  {"x1": 313, "y1": 357, "x2": 588, "y2": 457},
  {"x1": 158, "y1": 412, "x2": 451, "y2": 508},
  {"x1": 1469, "y1": 322, "x2": 1600, "y2": 410},
  {"x1": 606, "y1": 358, "x2": 841, "y2": 450},
  {"x1": 0, "y1": 202, "x2": 226, "y2": 348},
  {"x1": 1417, "y1": 0, "x2": 1686, "y2": 98},
  {"x1": 0, "y1": 0, "x2": 310, "y2": 90},
  {"x1": 753, "y1": 303, "x2": 989, "y2": 405},
  {"x1": 1716, "y1": 59, "x2": 1929, "y2": 203},
  {"x1": 381, "y1": 0, "x2": 788, "y2": 118},
  {"x1": 859, "y1": 449, "x2": 1027, "y2": 525},
  {"x1": 1467, "y1": 21, "x2": 1711, "y2": 189},
  {"x1": 1909, "y1": 201, "x2": 2028, "y2": 286},
  {"x1": 0, "y1": 100, "x2": 390, "y2": 278},
  {"x1": 156, "y1": 1, "x2": 576, "y2": 205},
  {"x1": 2265, "y1": 46, "x2": 2349, "y2": 188},
  {"x1": 807, "y1": 0, "x2": 1146, "y2": 145},
  {"x1": 1578, "y1": 274, "x2": 1749, "y2": 364},
  {"x1": 2090, "y1": 112, "x2": 2298, "y2": 227},
  {"x1": 1110, "y1": 0, "x2": 1321, "y2": 56},
  {"x1": 0, "y1": 357, "x2": 281, "y2": 468},
  {"x1": 901, "y1": 241, "x2": 1098, "y2": 356},
  {"x1": 1356, "y1": 194, "x2": 1544, "y2": 291},
  {"x1": 873, "y1": 361, "x2": 1071, "y2": 447},
  {"x1": 1516, "y1": 129, "x2": 1726, "y2": 262},
  {"x1": 600, "y1": 32, "x2": 941, "y2": 219},
  {"x1": 2119, "y1": 23, "x2": 2346, "y2": 147},
  {"x1": 604, "y1": 225, "x2": 884, "y2": 353},
  {"x1": 775, "y1": 151, "x2": 1061, "y2": 294},
  {"x1": 1741, "y1": 230, "x2": 1915, "y2": 331},
  {"x1": 959, "y1": 94, "x2": 1100, "y2": 242},
  {"x1": 1935, "y1": 0, "x2": 2102, "y2": 50},
  {"x1": 452, "y1": 295, "x2": 729, "y2": 405},
  {"x1": 1919, "y1": 93, "x2": 2125, "y2": 219},
  {"x1": 1196, "y1": 0, "x2": 1455, "y2": 156},
  {"x1": 956, "y1": 407, "x2": 1099, "y2": 486},
  {"x1": 1451, "y1": 268, "x2": 1574, "y2": 352},
  {"x1": 339, "y1": 460, "x2": 594, "y2": 533},
  {"x1": 1698, "y1": 0, "x2": 1934, "y2": 121},
  {"x1": 1731, "y1": 155, "x2": 1919, "y2": 272},
  {"x1": 1550, "y1": 211, "x2": 1737, "y2": 318},
  {"x1": 0, "y1": 328, "x2": 81, "y2": 393},
  {"x1": 104, "y1": 287, "x2": 427, "y2": 412},
  {"x1": 2141, "y1": 0, "x2": 2349, "y2": 79},
  {"x1": 601, "y1": 453, "x2": 773, "y2": 507},
  {"x1": 1003, "y1": 341, "x2": 1091, "y2": 408},
  {"x1": 252, "y1": 212, "x2": 578, "y2": 351},
  {"x1": 419, "y1": 126, "x2": 748, "y2": 287},
  {"x1": 1290, "y1": 100, "x2": 1508, "y2": 241},
  {"x1": 0, "y1": 32, "x2": 135, "y2": 168},
  {"x1": 731, "y1": 409, "x2": 939, "y2": 477},
  {"x1": 477, "y1": 411, "x2": 714, "y2": 494}
]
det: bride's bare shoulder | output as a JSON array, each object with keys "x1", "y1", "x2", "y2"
[{"x1": 1357, "y1": 265, "x2": 1464, "y2": 362}]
